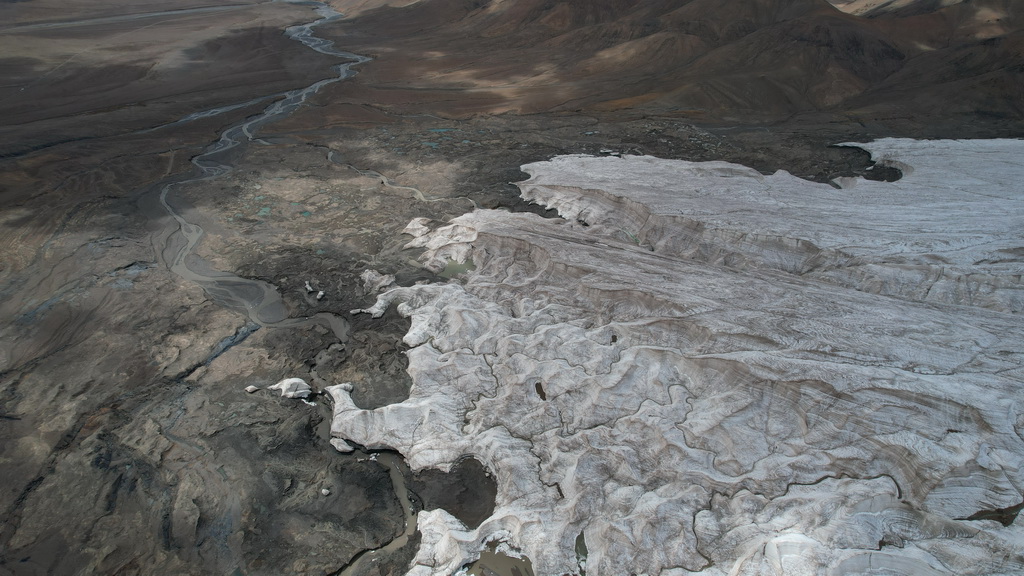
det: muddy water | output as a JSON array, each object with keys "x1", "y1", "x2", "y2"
[
  {"x1": 150, "y1": 0, "x2": 369, "y2": 341},
  {"x1": 333, "y1": 451, "x2": 420, "y2": 576},
  {"x1": 468, "y1": 549, "x2": 536, "y2": 576}
]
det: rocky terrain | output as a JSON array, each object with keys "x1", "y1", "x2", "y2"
[
  {"x1": 314, "y1": 0, "x2": 1024, "y2": 132},
  {"x1": 0, "y1": 0, "x2": 1022, "y2": 574}
]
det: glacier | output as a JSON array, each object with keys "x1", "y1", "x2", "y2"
[{"x1": 330, "y1": 139, "x2": 1024, "y2": 575}]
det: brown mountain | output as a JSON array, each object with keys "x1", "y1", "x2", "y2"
[{"x1": 322, "y1": 0, "x2": 1024, "y2": 129}]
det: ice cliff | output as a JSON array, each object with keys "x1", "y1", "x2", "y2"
[{"x1": 331, "y1": 139, "x2": 1024, "y2": 575}]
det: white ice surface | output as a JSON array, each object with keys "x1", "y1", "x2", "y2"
[{"x1": 333, "y1": 139, "x2": 1024, "y2": 575}]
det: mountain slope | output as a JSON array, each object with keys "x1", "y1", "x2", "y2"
[{"x1": 323, "y1": 0, "x2": 1024, "y2": 129}]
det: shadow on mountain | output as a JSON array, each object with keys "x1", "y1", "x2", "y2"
[{"x1": 320, "y1": 0, "x2": 1024, "y2": 132}]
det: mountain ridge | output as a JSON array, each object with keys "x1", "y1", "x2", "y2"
[{"x1": 322, "y1": 0, "x2": 1024, "y2": 128}]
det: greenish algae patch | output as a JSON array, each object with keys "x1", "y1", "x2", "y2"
[{"x1": 439, "y1": 258, "x2": 476, "y2": 279}]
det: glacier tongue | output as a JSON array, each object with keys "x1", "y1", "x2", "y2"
[{"x1": 333, "y1": 140, "x2": 1024, "y2": 576}]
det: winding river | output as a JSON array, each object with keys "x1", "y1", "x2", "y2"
[
  {"x1": 152, "y1": 1, "x2": 369, "y2": 341},
  {"x1": 148, "y1": 2, "x2": 421, "y2": 570}
]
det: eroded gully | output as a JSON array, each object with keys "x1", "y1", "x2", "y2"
[{"x1": 143, "y1": 1, "x2": 419, "y2": 571}]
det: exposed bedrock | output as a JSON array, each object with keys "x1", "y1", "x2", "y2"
[{"x1": 331, "y1": 140, "x2": 1024, "y2": 575}]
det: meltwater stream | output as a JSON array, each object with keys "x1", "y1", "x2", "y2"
[
  {"x1": 154, "y1": 1, "x2": 369, "y2": 340},
  {"x1": 150, "y1": 3, "x2": 424, "y2": 571},
  {"x1": 149, "y1": 5, "x2": 429, "y2": 572}
]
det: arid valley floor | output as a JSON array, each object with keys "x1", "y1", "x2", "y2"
[{"x1": 1, "y1": 0, "x2": 1023, "y2": 574}]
